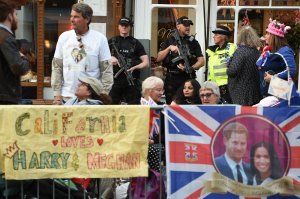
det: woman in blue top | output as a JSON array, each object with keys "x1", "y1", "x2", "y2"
[
  {"x1": 256, "y1": 18, "x2": 296, "y2": 97},
  {"x1": 63, "y1": 76, "x2": 113, "y2": 197}
]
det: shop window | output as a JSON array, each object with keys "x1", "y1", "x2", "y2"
[
  {"x1": 272, "y1": 0, "x2": 300, "y2": 6},
  {"x1": 152, "y1": 0, "x2": 196, "y2": 4},
  {"x1": 237, "y1": 9, "x2": 300, "y2": 38},
  {"x1": 16, "y1": 3, "x2": 38, "y2": 99},
  {"x1": 238, "y1": 9, "x2": 264, "y2": 37},
  {"x1": 218, "y1": 0, "x2": 236, "y2": 6},
  {"x1": 151, "y1": 7, "x2": 196, "y2": 56},
  {"x1": 239, "y1": 0, "x2": 268, "y2": 6},
  {"x1": 218, "y1": 0, "x2": 270, "y2": 6},
  {"x1": 217, "y1": 9, "x2": 235, "y2": 42},
  {"x1": 44, "y1": 0, "x2": 76, "y2": 78},
  {"x1": 151, "y1": 7, "x2": 196, "y2": 78},
  {"x1": 217, "y1": 8, "x2": 235, "y2": 20}
]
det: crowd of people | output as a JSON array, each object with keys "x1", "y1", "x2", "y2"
[
  {"x1": 0, "y1": 0, "x2": 297, "y2": 198},
  {"x1": 0, "y1": 0, "x2": 296, "y2": 107}
]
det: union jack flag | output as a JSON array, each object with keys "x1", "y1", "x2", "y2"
[
  {"x1": 165, "y1": 105, "x2": 300, "y2": 199},
  {"x1": 149, "y1": 109, "x2": 160, "y2": 139}
]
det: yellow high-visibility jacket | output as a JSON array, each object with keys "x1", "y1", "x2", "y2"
[{"x1": 206, "y1": 42, "x2": 237, "y2": 86}]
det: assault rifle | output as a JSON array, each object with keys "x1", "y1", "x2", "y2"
[
  {"x1": 110, "y1": 42, "x2": 135, "y2": 86},
  {"x1": 171, "y1": 29, "x2": 193, "y2": 79}
]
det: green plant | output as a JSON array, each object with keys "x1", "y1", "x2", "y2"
[{"x1": 286, "y1": 23, "x2": 300, "y2": 52}]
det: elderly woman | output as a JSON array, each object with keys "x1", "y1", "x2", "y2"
[
  {"x1": 140, "y1": 76, "x2": 165, "y2": 105},
  {"x1": 227, "y1": 26, "x2": 262, "y2": 106},
  {"x1": 199, "y1": 81, "x2": 221, "y2": 104},
  {"x1": 64, "y1": 76, "x2": 112, "y2": 105},
  {"x1": 139, "y1": 76, "x2": 165, "y2": 173}
]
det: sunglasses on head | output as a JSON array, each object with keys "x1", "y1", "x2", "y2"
[{"x1": 76, "y1": 35, "x2": 84, "y2": 49}]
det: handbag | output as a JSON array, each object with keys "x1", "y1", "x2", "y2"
[
  {"x1": 268, "y1": 75, "x2": 293, "y2": 100},
  {"x1": 268, "y1": 62, "x2": 295, "y2": 101}
]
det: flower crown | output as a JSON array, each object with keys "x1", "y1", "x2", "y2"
[{"x1": 266, "y1": 18, "x2": 291, "y2": 38}]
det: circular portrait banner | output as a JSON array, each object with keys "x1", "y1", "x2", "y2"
[
  {"x1": 164, "y1": 106, "x2": 300, "y2": 198},
  {"x1": 212, "y1": 114, "x2": 289, "y2": 186}
]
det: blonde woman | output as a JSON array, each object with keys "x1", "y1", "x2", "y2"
[{"x1": 227, "y1": 26, "x2": 262, "y2": 106}]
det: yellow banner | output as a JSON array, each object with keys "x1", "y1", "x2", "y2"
[
  {"x1": 0, "y1": 105, "x2": 149, "y2": 180},
  {"x1": 202, "y1": 172, "x2": 300, "y2": 197}
]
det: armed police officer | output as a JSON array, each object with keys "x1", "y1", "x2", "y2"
[
  {"x1": 156, "y1": 16, "x2": 204, "y2": 104},
  {"x1": 206, "y1": 26, "x2": 236, "y2": 103},
  {"x1": 108, "y1": 17, "x2": 149, "y2": 104}
]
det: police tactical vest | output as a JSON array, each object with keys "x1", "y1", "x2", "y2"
[
  {"x1": 111, "y1": 36, "x2": 137, "y2": 65},
  {"x1": 206, "y1": 42, "x2": 236, "y2": 86},
  {"x1": 164, "y1": 35, "x2": 198, "y2": 75},
  {"x1": 111, "y1": 36, "x2": 140, "y2": 78}
]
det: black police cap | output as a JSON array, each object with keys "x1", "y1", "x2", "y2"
[
  {"x1": 119, "y1": 17, "x2": 133, "y2": 26},
  {"x1": 212, "y1": 26, "x2": 231, "y2": 36},
  {"x1": 176, "y1": 16, "x2": 193, "y2": 26}
]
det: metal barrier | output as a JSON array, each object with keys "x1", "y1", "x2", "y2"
[{"x1": 0, "y1": 106, "x2": 166, "y2": 199}]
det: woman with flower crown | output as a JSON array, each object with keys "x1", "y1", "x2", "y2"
[{"x1": 256, "y1": 18, "x2": 296, "y2": 98}]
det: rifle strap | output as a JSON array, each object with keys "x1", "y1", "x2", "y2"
[{"x1": 111, "y1": 37, "x2": 118, "y2": 56}]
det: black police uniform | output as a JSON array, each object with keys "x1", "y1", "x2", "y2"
[
  {"x1": 160, "y1": 34, "x2": 203, "y2": 104},
  {"x1": 108, "y1": 36, "x2": 147, "y2": 104}
]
